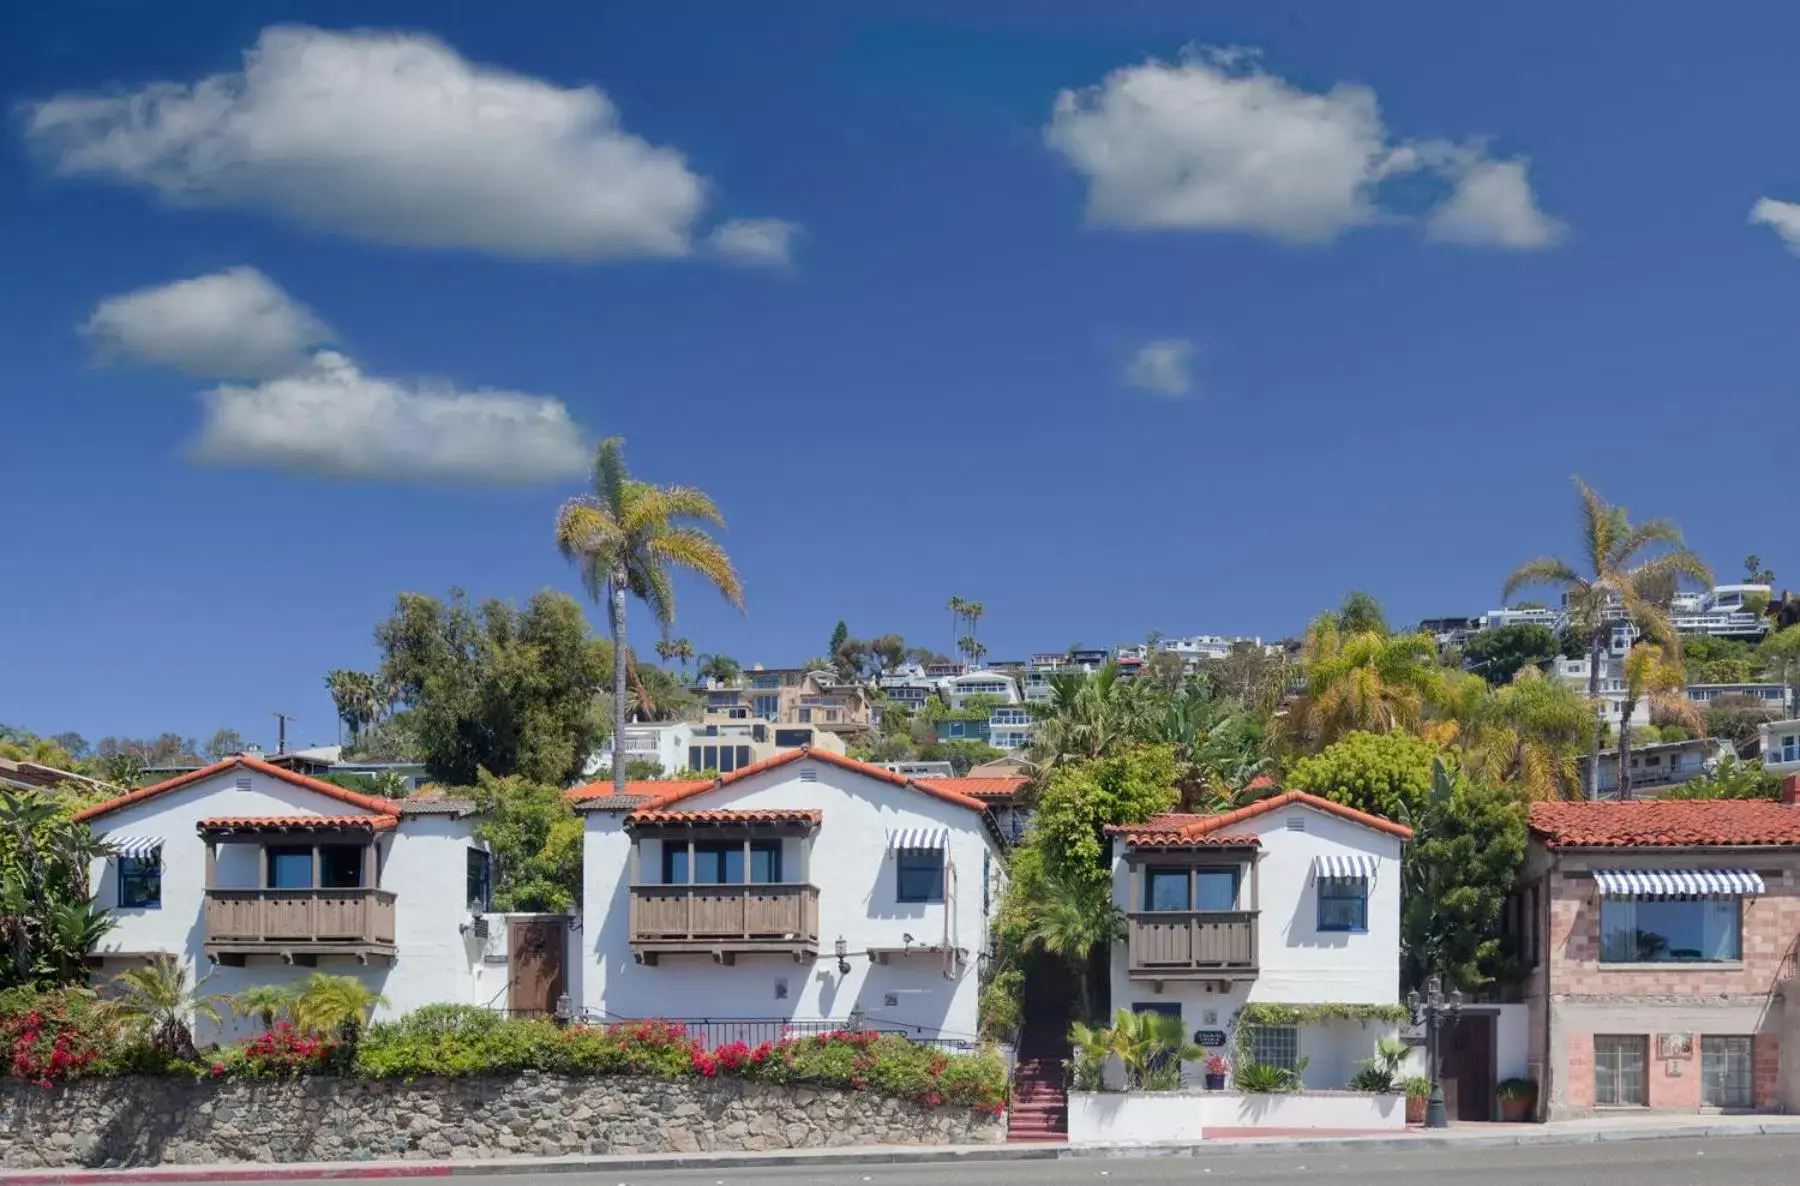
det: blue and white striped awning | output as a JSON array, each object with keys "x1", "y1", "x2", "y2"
[
  {"x1": 1314, "y1": 853, "x2": 1377, "y2": 879},
  {"x1": 109, "y1": 836, "x2": 163, "y2": 860},
  {"x1": 1594, "y1": 869, "x2": 1764, "y2": 898},
  {"x1": 888, "y1": 827, "x2": 947, "y2": 852}
]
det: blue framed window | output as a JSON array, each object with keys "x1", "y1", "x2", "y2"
[
  {"x1": 662, "y1": 841, "x2": 782, "y2": 885},
  {"x1": 1317, "y1": 877, "x2": 1368, "y2": 932},
  {"x1": 896, "y1": 849, "x2": 945, "y2": 903},
  {"x1": 119, "y1": 855, "x2": 161, "y2": 908}
]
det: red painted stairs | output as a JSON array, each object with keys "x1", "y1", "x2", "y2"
[{"x1": 1007, "y1": 1049, "x2": 1069, "y2": 1142}]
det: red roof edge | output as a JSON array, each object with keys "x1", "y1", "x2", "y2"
[
  {"x1": 573, "y1": 746, "x2": 988, "y2": 813},
  {"x1": 73, "y1": 756, "x2": 400, "y2": 823}
]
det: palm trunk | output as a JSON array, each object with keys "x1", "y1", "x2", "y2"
[
  {"x1": 612, "y1": 576, "x2": 629, "y2": 796},
  {"x1": 1586, "y1": 632, "x2": 1604, "y2": 800},
  {"x1": 1617, "y1": 699, "x2": 1634, "y2": 800}
]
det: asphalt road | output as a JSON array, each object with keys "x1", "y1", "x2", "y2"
[{"x1": 394, "y1": 1135, "x2": 1800, "y2": 1186}]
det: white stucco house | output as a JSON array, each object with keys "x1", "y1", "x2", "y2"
[
  {"x1": 572, "y1": 747, "x2": 1006, "y2": 1047},
  {"x1": 75, "y1": 755, "x2": 571, "y2": 1035},
  {"x1": 1104, "y1": 791, "x2": 1413, "y2": 1089}
]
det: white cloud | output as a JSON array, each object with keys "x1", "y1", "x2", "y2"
[
  {"x1": 83, "y1": 267, "x2": 331, "y2": 379},
  {"x1": 1427, "y1": 155, "x2": 1563, "y2": 248},
  {"x1": 708, "y1": 218, "x2": 800, "y2": 267},
  {"x1": 26, "y1": 26, "x2": 792, "y2": 262},
  {"x1": 1045, "y1": 48, "x2": 1558, "y2": 249},
  {"x1": 192, "y1": 351, "x2": 589, "y2": 482},
  {"x1": 1750, "y1": 197, "x2": 1800, "y2": 254},
  {"x1": 1123, "y1": 339, "x2": 1193, "y2": 398}
]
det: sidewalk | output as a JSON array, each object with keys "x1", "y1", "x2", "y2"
[{"x1": 6, "y1": 1114, "x2": 1800, "y2": 1183}]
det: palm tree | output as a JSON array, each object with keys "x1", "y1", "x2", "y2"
[
  {"x1": 227, "y1": 983, "x2": 295, "y2": 1032},
  {"x1": 960, "y1": 636, "x2": 987, "y2": 667},
  {"x1": 324, "y1": 670, "x2": 382, "y2": 742},
  {"x1": 1109, "y1": 1007, "x2": 1204, "y2": 1090},
  {"x1": 1286, "y1": 617, "x2": 1442, "y2": 752},
  {"x1": 1617, "y1": 642, "x2": 1699, "y2": 799},
  {"x1": 1458, "y1": 668, "x2": 1590, "y2": 801},
  {"x1": 654, "y1": 638, "x2": 678, "y2": 667},
  {"x1": 946, "y1": 596, "x2": 969, "y2": 663},
  {"x1": 696, "y1": 653, "x2": 741, "y2": 686},
  {"x1": 1028, "y1": 664, "x2": 1162, "y2": 771},
  {"x1": 114, "y1": 955, "x2": 223, "y2": 1057},
  {"x1": 670, "y1": 637, "x2": 695, "y2": 677},
  {"x1": 1503, "y1": 478, "x2": 1713, "y2": 798},
  {"x1": 964, "y1": 602, "x2": 986, "y2": 662},
  {"x1": 1021, "y1": 871, "x2": 1124, "y2": 1023},
  {"x1": 556, "y1": 438, "x2": 746, "y2": 796},
  {"x1": 1160, "y1": 688, "x2": 1271, "y2": 811},
  {"x1": 292, "y1": 972, "x2": 387, "y2": 1037}
]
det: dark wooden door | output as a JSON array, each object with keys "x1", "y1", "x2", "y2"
[
  {"x1": 508, "y1": 917, "x2": 566, "y2": 1016},
  {"x1": 1443, "y1": 1014, "x2": 1496, "y2": 1121}
]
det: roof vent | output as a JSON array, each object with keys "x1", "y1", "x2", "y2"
[
  {"x1": 799, "y1": 768, "x2": 819, "y2": 783},
  {"x1": 1285, "y1": 814, "x2": 1305, "y2": 832},
  {"x1": 235, "y1": 776, "x2": 252, "y2": 792}
]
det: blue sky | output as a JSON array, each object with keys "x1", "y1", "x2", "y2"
[{"x1": 5, "y1": 1, "x2": 1799, "y2": 749}]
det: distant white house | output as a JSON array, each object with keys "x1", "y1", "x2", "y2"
[
  {"x1": 74, "y1": 756, "x2": 575, "y2": 1035},
  {"x1": 1761, "y1": 719, "x2": 1800, "y2": 778},
  {"x1": 987, "y1": 704, "x2": 1036, "y2": 751},
  {"x1": 572, "y1": 749, "x2": 1005, "y2": 1047},
  {"x1": 941, "y1": 670, "x2": 1020, "y2": 711},
  {"x1": 1104, "y1": 792, "x2": 1414, "y2": 1090}
]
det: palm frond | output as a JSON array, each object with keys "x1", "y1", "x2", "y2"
[
  {"x1": 649, "y1": 528, "x2": 746, "y2": 610},
  {"x1": 1501, "y1": 556, "x2": 1582, "y2": 603}
]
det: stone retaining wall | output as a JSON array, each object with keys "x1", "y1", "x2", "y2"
[{"x1": 0, "y1": 1075, "x2": 1005, "y2": 1168}]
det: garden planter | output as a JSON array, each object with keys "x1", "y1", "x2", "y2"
[
  {"x1": 1405, "y1": 1095, "x2": 1427, "y2": 1125},
  {"x1": 1499, "y1": 1096, "x2": 1532, "y2": 1122},
  {"x1": 1205, "y1": 1074, "x2": 1226, "y2": 1091}
]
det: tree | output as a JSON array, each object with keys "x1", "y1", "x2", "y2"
[
  {"x1": 1764, "y1": 626, "x2": 1800, "y2": 703},
  {"x1": 1463, "y1": 623, "x2": 1559, "y2": 687},
  {"x1": 471, "y1": 771, "x2": 583, "y2": 913},
  {"x1": 1746, "y1": 554, "x2": 1776, "y2": 586},
  {"x1": 1288, "y1": 730, "x2": 1441, "y2": 823},
  {"x1": 375, "y1": 589, "x2": 611, "y2": 786},
  {"x1": 292, "y1": 972, "x2": 387, "y2": 1037},
  {"x1": 1029, "y1": 664, "x2": 1163, "y2": 772},
  {"x1": 946, "y1": 596, "x2": 969, "y2": 664},
  {"x1": 695, "y1": 654, "x2": 741, "y2": 685},
  {"x1": 1018, "y1": 869, "x2": 1124, "y2": 1023},
  {"x1": 325, "y1": 670, "x2": 384, "y2": 741},
  {"x1": 227, "y1": 983, "x2": 295, "y2": 1032},
  {"x1": 1661, "y1": 756, "x2": 1783, "y2": 800},
  {"x1": 203, "y1": 728, "x2": 245, "y2": 761},
  {"x1": 341, "y1": 710, "x2": 423, "y2": 763},
  {"x1": 1201, "y1": 642, "x2": 1293, "y2": 719},
  {"x1": 1403, "y1": 763, "x2": 1526, "y2": 992},
  {"x1": 0, "y1": 790, "x2": 113, "y2": 988},
  {"x1": 114, "y1": 955, "x2": 223, "y2": 1057},
  {"x1": 828, "y1": 620, "x2": 849, "y2": 664},
  {"x1": 1286, "y1": 618, "x2": 1442, "y2": 752},
  {"x1": 1459, "y1": 669, "x2": 1591, "y2": 801},
  {"x1": 556, "y1": 437, "x2": 744, "y2": 798},
  {"x1": 1617, "y1": 642, "x2": 1698, "y2": 799},
  {"x1": 1334, "y1": 590, "x2": 1389, "y2": 636},
  {"x1": 963, "y1": 602, "x2": 986, "y2": 663},
  {"x1": 1503, "y1": 478, "x2": 1713, "y2": 798},
  {"x1": 959, "y1": 636, "x2": 987, "y2": 666},
  {"x1": 1684, "y1": 635, "x2": 1763, "y2": 685},
  {"x1": 1029, "y1": 743, "x2": 1180, "y2": 893},
  {"x1": 668, "y1": 637, "x2": 695, "y2": 677},
  {"x1": 1159, "y1": 687, "x2": 1270, "y2": 811},
  {"x1": 836, "y1": 633, "x2": 907, "y2": 685}
]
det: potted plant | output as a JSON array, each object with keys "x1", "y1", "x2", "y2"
[
  {"x1": 1496, "y1": 1078, "x2": 1537, "y2": 1123},
  {"x1": 1403, "y1": 1075, "x2": 1432, "y2": 1125},
  {"x1": 1204, "y1": 1052, "x2": 1230, "y2": 1090}
]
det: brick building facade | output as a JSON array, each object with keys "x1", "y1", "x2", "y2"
[{"x1": 1521, "y1": 782, "x2": 1800, "y2": 1119}]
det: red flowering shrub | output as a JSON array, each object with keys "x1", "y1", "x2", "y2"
[
  {"x1": 0, "y1": 990, "x2": 110, "y2": 1087},
  {"x1": 231, "y1": 1021, "x2": 336, "y2": 1077}
]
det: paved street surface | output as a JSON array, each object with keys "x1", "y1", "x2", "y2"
[{"x1": 164, "y1": 1134, "x2": 1800, "y2": 1186}]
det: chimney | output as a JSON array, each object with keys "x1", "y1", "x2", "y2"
[{"x1": 1784, "y1": 775, "x2": 1800, "y2": 808}]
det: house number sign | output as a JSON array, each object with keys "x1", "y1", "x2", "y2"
[{"x1": 1194, "y1": 1029, "x2": 1228, "y2": 1048}]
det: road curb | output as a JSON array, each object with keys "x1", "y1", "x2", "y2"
[{"x1": 8, "y1": 1122, "x2": 1800, "y2": 1182}]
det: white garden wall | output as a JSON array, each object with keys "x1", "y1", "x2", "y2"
[{"x1": 1067, "y1": 1091, "x2": 1406, "y2": 1146}]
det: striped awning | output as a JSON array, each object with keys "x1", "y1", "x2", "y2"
[
  {"x1": 888, "y1": 827, "x2": 947, "y2": 852},
  {"x1": 110, "y1": 836, "x2": 163, "y2": 860},
  {"x1": 1594, "y1": 869, "x2": 1765, "y2": 898},
  {"x1": 1314, "y1": 853, "x2": 1377, "y2": 879}
]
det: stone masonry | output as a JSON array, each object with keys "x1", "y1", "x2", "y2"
[{"x1": 0, "y1": 1074, "x2": 1005, "y2": 1169}]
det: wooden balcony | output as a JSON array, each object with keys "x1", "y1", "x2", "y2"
[
  {"x1": 203, "y1": 887, "x2": 397, "y2": 965},
  {"x1": 1126, "y1": 910, "x2": 1259, "y2": 981},
  {"x1": 629, "y1": 883, "x2": 820, "y2": 965}
]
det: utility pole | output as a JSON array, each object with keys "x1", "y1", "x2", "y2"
[{"x1": 270, "y1": 710, "x2": 295, "y2": 755}]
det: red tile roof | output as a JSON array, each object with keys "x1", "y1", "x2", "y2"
[
  {"x1": 198, "y1": 815, "x2": 397, "y2": 832},
  {"x1": 1116, "y1": 830, "x2": 1262, "y2": 850},
  {"x1": 567, "y1": 747, "x2": 988, "y2": 812},
  {"x1": 1528, "y1": 800, "x2": 1800, "y2": 848},
  {"x1": 625, "y1": 809, "x2": 822, "y2": 826},
  {"x1": 917, "y1": 776, "x2": 1030, "y2": 801},
  {"x1": 1106, "y1": 791, "x2": 1413, "y2": 846},
  {"x1": 73, "y1": 756, "x2": 400, "y2": 823}
]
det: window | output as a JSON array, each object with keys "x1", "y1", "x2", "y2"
[
  {"x1": 718, "y1": 746, "x2": 737, "y2": 774},
  {"x1": 798, "y1": 708, "x2": 812, "y2": 723},
  {"x1": 1594, "y1": 1035, "x2": 1647, "y2": 1106},
  {"x1": 753, "y1": 695, "x2": 779, "y2": 719},
  {"x1": 466, "y1": 848, "x2": 492, "y2": 910},
  {"x1": 1600, "y1": 896, "x2": 1740, "y2": 962},
  {"x1": 1195, "y1": 868, "x2": 1238, "y2": 911},
  {"x1": 1145, "y1": 868, "x2": 1190, "y2": 912},
  {"x1": 319, "y1": 845, "x2": 364, "y2": 889},
  {"x1": 1317, "y1": 877, "x2": 1368, "y2": 932},
  {"x1": 775, "y1": 729, "x2": 812, "y2": 747},
  {"x1": 1250, "y1": 1025, "x2": 1299, "y2": 1071},
  {"x1": 896, "y1": 849, "x2": 945, "y2": 903},
  {"x1": 119, "y1": 855, "x2": 161, "y2": 908},
  {"x1": 1702, "y1": 1036, "x2": 1754, "y2": 1108},
  {"x1": 661, "y1": 841, "x2": 782, "y2": 885},
  {"x1": 267, "y1": 846, "x2": 313, "y2": 889}
]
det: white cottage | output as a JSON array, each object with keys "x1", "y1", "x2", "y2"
[
  {"x1": 1105, "y1": 791, "x2": 1412, "y2": 1088},
  {"x1": 74, "y1": 755, "x2": 556, "y2": 1033},
  {"x1": 574, "y1": 748, "x2": 1005, "y2": 1047}
]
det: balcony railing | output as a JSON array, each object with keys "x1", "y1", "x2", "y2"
[
  {"x1": 1126, "y1": 910, "x2": 1258, "y2": 979},
  {"x1": 203, "y1": 887, "x2": 396, "y2": 963},
  {"x1": 629, "y1": 883, "x2": 820, "y2": 964}
]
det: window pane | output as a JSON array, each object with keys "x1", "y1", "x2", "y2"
[
  {"x1": 1146, "y1": 869, "x2": 1190, "y2": 911},
  {"x1": 1195, "y1": 869, "x2": 1237, "y2": 911},
  {"x1": 119, "y1": 855, "x2": 161, "y2": 908},
  {"x1": 1251, "y1": 1025, "x2": 1298, "y2": 1071},
  {"x1": 663, "y1": 846, "x2": 689, "y2": 884},
  {"x1": 269, "y1": 848, "x2": 312, "y2": 889},
  {"x1": 719, "y1": 746, "x2": 736, "y2": 774},
  {"x1": 751, "y1": 841, "x2": 782, "y2": 884},
  {"x1": 688, "y1": 746, "x2": 702, "y2": 771},
  {"x1": 737, "y1": 746, "x2": 752, "y2": 770},
  {"x1": 1600, "y1": 897, "x2": 1741, "y2": 962},
  {"x1": 319, "y1": 845, "x2": 364, "y2": 889},
  {"x1": 466, "y1": 848, "x2": 491, "y2": 909},
  {"x1": 1318, "y1": 877, "x2": 1368, "y2": 931},
  {"x1": 1594, "y1": 1035, "x2": 1647, "y2": 1105},
  {"x1": 1702, "y1": 1036, "x2": 1754, "y2": 1108},
  {"x1": 897, "y1": 850, "x2": 944, "y2": 902}
]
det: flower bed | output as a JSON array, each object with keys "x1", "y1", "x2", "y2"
[{"x1": 0, "y1": 992, "x2": 1005, "y2": 1114}]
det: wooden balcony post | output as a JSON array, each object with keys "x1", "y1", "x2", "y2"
[
  {"x1": 260, "y1": 845, "x2": 271, "y2": 890},
  {"x1": 361, "y1": 841, "x2": 377, "y2": 889},
  {"x1": 204, "y1": 841, "x2": 217, "y2": 890}
]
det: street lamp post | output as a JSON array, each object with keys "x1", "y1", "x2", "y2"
[{"x1": 1406, "y1": 974, "x2": 1464, "y2": 1129}]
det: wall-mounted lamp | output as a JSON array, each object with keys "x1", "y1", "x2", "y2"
[
  {"x1": 553, "y1": 994, "x2": 573, "y2": 1027},
  {"x1": 835, "y1": 935, "x2": 851, "y2": 976}
]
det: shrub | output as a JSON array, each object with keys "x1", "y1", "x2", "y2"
[
  {"x1": 0, "y1": 988, "x2": 110, "y2": 1085},
  {"x1": 356, "y1": 1016, "x2": 568, "y2": 1079},
  {"x1": 228, "y1": 1021, "x2": 337, "y2": 1077},
  {"x1": 1403, "y1": 1075, "x2": 1432, "y2": 1100},
  {"x1": 1496, "y1": 1077, "x2": 1537, "y2": 1101},
  {"x1": 1233, "y1": 1059, "x2": 1307, "y2": 1093}
]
